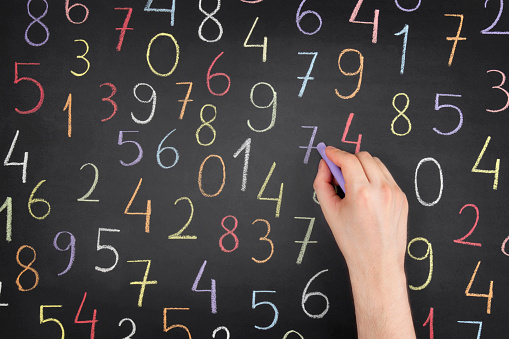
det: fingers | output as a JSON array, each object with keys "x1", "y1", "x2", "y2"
[
  {"x1": 324, "y1": 147, "x2": 368, "y2": 188},
  {"x1": 314, "y1": 159, "x2": 342, "y2": 212},
  {"x1": 373, "y1": 157, "x2": 398, "y2": 187},
  {"x1": 354, "y1": 151, "x2": 388, "y2": 185}
]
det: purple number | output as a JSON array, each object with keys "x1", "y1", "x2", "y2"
[
  {"x1": 296, "y1": 0, "x2": 322, "y2": 35},
  {"x1": 25, "y1": 0, "x2": 50, "y2": 47},
  {"x1": 192, "y1": 260, "x2": 217, "y2": 314},
  {"x1": 53, "y1": 231, "x2": 76, "y2": 276},
  {"x1": 118, "y1": 131, "x2": 143, "y2": 166},
  {"x1": 482, "y1": 0, "x2": 509, "y2": 34},
  {"x1": 433, "y1": 94, "x2": 463, "y2": 135},
  {"x1": 394, "y1": 0, "x2": 421, "y2": 12},
  {"x1": 299, "y1": 126, "x2": 318, "y2": 164}
]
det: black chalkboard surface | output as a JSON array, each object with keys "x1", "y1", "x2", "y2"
[{"x1": 1, "y1": 0, "x2": 509, "y2": 338}]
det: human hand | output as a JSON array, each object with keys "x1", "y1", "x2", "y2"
[
  {"x1": 313, "y1": 146, "x2": 415, "y2": 338},
  {"x1": 313, "y1": 146, "x2": 408, "y2": 279}
]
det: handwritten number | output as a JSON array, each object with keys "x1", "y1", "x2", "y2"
[
  {"x1": 482, "y1": 0, "x2": 509, "y2": 34},
  {"x1": 486, "y1": 69, "x2": 509, "y2": 112},
  {"x1": 25, "y1": 0, "x2": 50, "y2": 46}
]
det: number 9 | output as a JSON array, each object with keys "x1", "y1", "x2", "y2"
[
  {"x1": 407, "y1": 237, "x2": 433, "y2": 290},
  {"x1": 335, "y1": 49, "x2": 364, "y2": 99}
]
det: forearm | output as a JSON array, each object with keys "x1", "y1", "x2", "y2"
[{"x1": 349, "y1": 267, "x2": 416, "y2": 339}]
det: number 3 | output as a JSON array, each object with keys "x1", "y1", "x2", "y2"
[{"x1": 486, "y1": 69, "x2": 509, "y2": 113}]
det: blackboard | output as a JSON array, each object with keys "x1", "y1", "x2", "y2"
[{"x1": 1, "y1": 0, "x2": 509, "y2": 338}]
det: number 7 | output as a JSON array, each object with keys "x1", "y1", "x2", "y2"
[
  {"x1": 115, "y1": 8, "x2": 133, "y2": 51},
  {"x1": 444, "y1": 14, "x2": 466, "y2": 67},
  {"x1": 127, "y1": 260, "x2": 158, "y2": 307},
  {"x1": 297, "y1": 52, "x2": 318, "y2": 97}
]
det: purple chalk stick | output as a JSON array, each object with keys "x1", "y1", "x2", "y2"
[{"x1": 316, "y1": 142, "x2": 346, "y2": 193}]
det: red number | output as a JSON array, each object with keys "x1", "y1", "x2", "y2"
[
  {"x1": 14, "y1": 62, "x2": 44, "y2": 114},
  {"x1": 207, "y1": 52, "x2": 231, "y2": 96},
  {"x1": 100, "y1": 83, "x2": 117, "y2": 122},
  {"x1": 115, "y1": 8, "x2": 133, "y2": 51},
  {"x1": 341, "y1": 113, "x2": 362, "y2": 153},
  {"x1": 423, "y1": 307, "x2": 434, "y2": 339},
  {"x1": 219, "y1": 215, "x2": 239, "y2": 252},
  {"x1": 454, "y1": 204, "x2": 481, "y2": 247},
  {"x1": 74, "y1": 292, "x2": 98, "y2": 339}
]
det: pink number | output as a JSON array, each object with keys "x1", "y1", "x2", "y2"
[
  {"x1": 349, "y1": 0, "x2": 379, "y2": 43},
  {"x1": 115, "y1": 8, "x2": 133, "y2": 51},
  {"x1": 341, "y1": 113, "x2": 362, "y2": 153},
  {"x1": 454, "y1": 204, "x2": 481, "y2": 247},
  {"x1": 65, "y1": 0, "x2": 89, "y2": 24},
  {"x1": 501, "y1": 236, "x2": 509, "y2": 256},
  {"x1": 14, "y1": 62, "x2": 44, "y2": 114},
  {"x1": 486, "y1": 70, "x2": 509, "y2": 113},
  {"x1": 207, "y1": 52, "x2": 231, "y2": 96},
  {"x1": 219, "y1": 215, "x2": 239, "y2": 253},
  {"x1": 100, "y1": 83, "x2": 118, "y2": 121}
]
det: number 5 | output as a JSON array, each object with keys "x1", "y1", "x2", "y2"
[
  {"x1": 252, "y1": 290, "x2": 278, "y2": 330},
  {"x1": 14, "y1": 62, "x2": 44, "y2": 114},
  {"x1": 40, "y1": 305, "x2": 65, "y2": 339},
  {"x1": 433, "y1": 93, "x2": 463, "y2": 135},
  {"x1": 95, "y1": 228, "x2": 120, "y2": 272}
]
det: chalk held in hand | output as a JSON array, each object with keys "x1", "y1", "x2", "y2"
[{"x1": 316, "y1": 142, "x2": 346, "y2": 193}]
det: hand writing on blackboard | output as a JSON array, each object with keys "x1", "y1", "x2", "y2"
[{"x1": 314, "y1": 146, "x2": 416, "y2": 339}]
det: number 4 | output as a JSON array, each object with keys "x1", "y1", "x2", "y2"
[
  {"x1": 74, "y1": 292, "x2": 98, "y2": 339},
  {"x1": 465, "y1": 261, "x2": 493, "y2": 314},
  {"x1": 244, "y1": 17, "x2": 267, "y2": 62},
  {"x1": 4, "y1": 130, "x2": 28, "y2": 183},
  {"x1": 257, "y1": 162, "x2": 283, "y2": 218},
  {"x1": 472, "y1": 136, "x2": 500, "y2": 190},
  {"x1": 349, "y1": 0, "x2": 379, "y2": 43}
]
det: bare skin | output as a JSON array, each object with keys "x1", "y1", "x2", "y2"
[{"x1": 313, "y1": 146, "x2": 416, "y2": 339}]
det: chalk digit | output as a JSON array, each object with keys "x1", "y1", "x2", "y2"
[
  {"x1": 349, "y1": 0, "x2": 379, "y2": 43},
  {"x1": 65, "y1": 0, "x2": 89, "y2": 24},
  {"x1": 74, "y1": 292, "x2": 98, "y2": 339},
  {"x1": 16, "y1": 245, "x2": 39, "y2": 292},
  {"x1": 301, "y1": 269, "x2": 329, "y2": 318},
  {"x1": 125, "y1": 178, "x2": 151, "y2": 233},
  {"x1": 191, "y1": 260, "x2": 217, "y2": 313},
  {"x1": 294, "y1": 217, "x2": 317, "y2": 265},
  {"x1": 297, "y1": 52, "x2": 318, "y2": 97},
  {"x1": 25, "y1": 0, "x2": 50, "y2": 46},
  {"x1": 14, "y1": 62, "x2": 44, "y2": 114},
  {"x1": 127, "y1": 260, "x2": 158, "y2": 307},
  {"x1": 0, "y1": 197, "x2": 13, "y2": 242},
  {"x1": 465, "y1": 261, "x2": 493, "y2": 314},
  {"x1": 471, "y1": 136, "x2": 500, "y2": 190},
  {"x1": 199, "y1": 0, "x2": 223, "y2": 42},
  {"x1": 244, "y1": 17, "x2": 268, "y2": 62},
  {"x1": 4, "y1": 130, "x2": 28, "y2": 183},
  {"x1": 257, "y1": 162, "x2": 283, "y2": 218},
  {"x1": 144, "y1": 0, "x2": 175, "y2": 26},
  {"x1": 444, "y1": 14, "x2": 466, "y2": 67},
  {"x1": 115, "y1": 8, "x2": 133, "y2": 51}
]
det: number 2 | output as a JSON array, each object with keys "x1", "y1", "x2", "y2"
[
  {"x1": 77, "y1": 163, "x2": 99, "y2": 202},
  {"x1": 168, "y1": 197, "x2": 196, "y2": 239},
  {"x1": 481, "y1": 0, "x2": 509, "y2": 34},
  {"x1": 454, "y1": 204, "x2": 481, "y2": 247}
]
